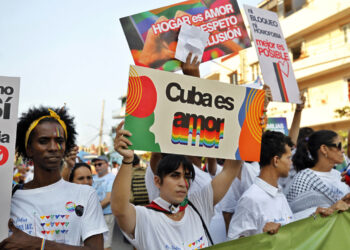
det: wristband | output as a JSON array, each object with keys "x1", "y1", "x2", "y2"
[
  {"x1": 122, "y1": 159, "x2": 133, "y2": 165},
  {"x1": 41, "y1": 238, "x2": 46, "y2": 250}
]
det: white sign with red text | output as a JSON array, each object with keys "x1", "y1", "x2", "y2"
[
  {"x1": 0, "y1": 76, "x2": 20, "y2": 241},
  {"x1": 244, "y1": 5, "x2": 300, "y2": 103}
]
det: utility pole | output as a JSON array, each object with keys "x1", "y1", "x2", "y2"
[{"x1": 98, "y1": 100, "x2": 105, "y2": 155}]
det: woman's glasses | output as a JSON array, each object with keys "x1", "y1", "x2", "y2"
[{"x1": 326, "y1": 142, "x2": 342, "y2": 150}]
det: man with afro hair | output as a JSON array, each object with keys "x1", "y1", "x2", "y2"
[{"x1": 0, "y1": 106, "x2": 107, "y2": 250}]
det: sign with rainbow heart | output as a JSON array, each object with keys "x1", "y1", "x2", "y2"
[
  {"x1": 0, "y1": 76, "x2": 20, "y2": 241},
  {"x1": 124, "y1": 65, "x2": 265, "y2": 161},
  {"x1": 244, "y1": 5, "x2": 300, "y2": 103}
]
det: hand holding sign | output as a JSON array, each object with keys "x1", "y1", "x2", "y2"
[
  {"x1": 181, "y1": 52, "x2": 200, "y2": 77},
  {"x1": 114, "y1": 121, "x2": 134, "y2": 163}
]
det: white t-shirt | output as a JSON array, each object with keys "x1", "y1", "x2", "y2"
[
  {"x1": 221, "y1": 161, "x2": 260, "y2": 213},
  {"x1": 312, "y1": 169, "x2": 350, "y2": 201},
  {"x1": 11, "y1": 179, "x2": 108, "y2": 246},
  {"x1": 124, "y1": 184, "x2": 214, "y2": 250},
  {"x1": 227, "y1": 177, "x2": 293, "y2": 240},
  {"x1": 292, "y1": 169, "x2": 350, "y2": 221},
  {"x1": 145, "y1": 164, "x2": 212, "y2": 201}
]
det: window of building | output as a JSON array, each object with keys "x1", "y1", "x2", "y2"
[
  {"x1": 283, "y1": 0, "x2": 306, "y2": 17},
  {"x1": 284, "y1": 0, "x2": 292, "y2": 16},
  {"x1": 343, "y1": 23, "x2": 350, "y2": 44},
  {"x1": 250, "y1": 63, "x2": 259, "y2": 82},
  {"x1": 290, "y1": 41, "x2": 305, "y2": 61},
  {"x1": 228, "y1": 71, "x2": 238, "y2": 85}
]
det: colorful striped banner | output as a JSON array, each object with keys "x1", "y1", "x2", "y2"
[{"x1": 273, "y1": 62, "x2": 289, "y2": 102}]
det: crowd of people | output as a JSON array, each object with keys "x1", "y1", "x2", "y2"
[{"x1": 1, "y1": 53, "x2": 350, "y2": 250}]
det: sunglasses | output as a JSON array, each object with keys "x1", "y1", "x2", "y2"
[
  {"x1": 326, "y1": 142, "x2": 342, "y2": 150},
  {"x1": 94, "y1": 163, "x2": 104, "y2": 167}
]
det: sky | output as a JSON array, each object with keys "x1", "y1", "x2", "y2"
[{"x1": 0, "y1": 0, "x2": 261, "y2": 148}]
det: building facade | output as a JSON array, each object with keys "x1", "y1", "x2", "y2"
[{"x1": 206, "y1": 0, "x2": 350, "y2": 132}]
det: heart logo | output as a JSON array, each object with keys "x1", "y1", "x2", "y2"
[
  {"x1": 41, "y1": 231, "x2": 45, "y2": 234},
  {"x1": 40, "y1": 223, "x2": 45, "y2": 227},
  {"x1": 278, "y1": 61, "x2": 289, "y2": 78},
  {"x1": 0, "y1": 145, "x2": 9, "y2": 166}
]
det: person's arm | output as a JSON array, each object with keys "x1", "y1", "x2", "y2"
[
  {"x1": 211, "y1": 159, "x2": 242, "y2": 205},
  {"x1": 289, "y1": 93, "x2": 306, "y2": 145},
  {"x1": 100, "y1": 192, "x2": 111, "y2": 209},
  {"x1": 181, "y1": 52, "x2": 200, "y2": 77},
  {"x1": 261, "y1": 85, "x2": 273, "y2": 130},
  {"x1": 207, "y1": 158, "x2": 217, "y2": 176},
  {"x1": 0, "y1": 220, "x2": 103, "y2": 250},
  {"x1": 111, "y1": 121, "x2": 136, "y2": 236},
  {"x1": 61, "y1": 145, "x2": 79, "y2": 181}
]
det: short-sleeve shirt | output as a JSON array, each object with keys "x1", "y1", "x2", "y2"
[
  {"x1": 93, "y1": 173, "x2": 115, "y2": 214},
  {"x1": 11, "y1": 179, "x2": 108, "y2": 245},
  {"x1": 124, "y1": 184, "x2": 214, "y2": 250},
  {"x1": 227, "y1": 177, "x2": 293, "y2": 240}
]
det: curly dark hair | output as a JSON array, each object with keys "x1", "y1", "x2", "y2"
[
  {"x1": 293, "y1": 130, "x2": 338, "y2": 172},
  {"x1": 16, "y1": 106, "x2": 77, "y2": 161},
  {"x1": 259, "y1": 130, "x2": 293, "y2": 168}
]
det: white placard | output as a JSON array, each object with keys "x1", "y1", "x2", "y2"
[
  {"x1": 244, "y1": 5, "x2": 300, "y2": 103},
  {"x1": 0, "y1": 76, "x2": 20, "y2": 241}
]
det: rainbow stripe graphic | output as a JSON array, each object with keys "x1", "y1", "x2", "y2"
[
  {"x1": 126, "y1": 67, "x2": 143, "y2": 116},
  {"x1": 273, "y1": 62, "x2": 289, "y2": 102},
  {"x1": 56, "y1": 127, "x2": 62, "y2": 150},
  {"x1": 171, "y1": 114, "x2": 225, "y2": 149},
  {"x1": 235, "y1": 88, "x2": 264, "y2": 161}
]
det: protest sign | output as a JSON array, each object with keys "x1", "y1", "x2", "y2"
[
  {"x1": 207, "y1": 211, "x2": 350, "y2": 250},
  {"x1": 0, "y1": 76, "x2": 20, "y2": 241},
  {"x1": 124, "y1": 65, "x2": 265, "y2": 161},
  {"x1": 120, "y1": 0, "x2": 251, "y2": 72},
  {"x1": 266, "y1": 117, "x2": 288, "y2": 135},
  {"x1": 244, "y1": 5, "x2": 300, "y2": 103}
]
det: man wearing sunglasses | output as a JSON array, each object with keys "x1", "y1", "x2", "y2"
[{"x1": 92, "y1": 155, "x2": 115, "y2": 250}]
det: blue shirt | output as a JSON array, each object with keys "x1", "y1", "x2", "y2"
[{"x1": 93, "y1": 173, "x2": 115, "y2": 215}]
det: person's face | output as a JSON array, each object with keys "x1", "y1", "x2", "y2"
[
  {"x1": 26, "y1": 121, "x2": 66, "y2": 171},
  {"x1": 73, "y1": 167, "x2": 93, "y2": 186},
  {"x1": 94, "y1": 160, "x2": 108, "y2": 177},
  {"x1": 276, "y1": 145, "x2": 292, "y2": 178},
  {"x1": 155, "y1": 164, "x2": 192, "y2": 205},
  {"x1": 325, "y1": 136, "x2": 344, "y2": 165}
]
